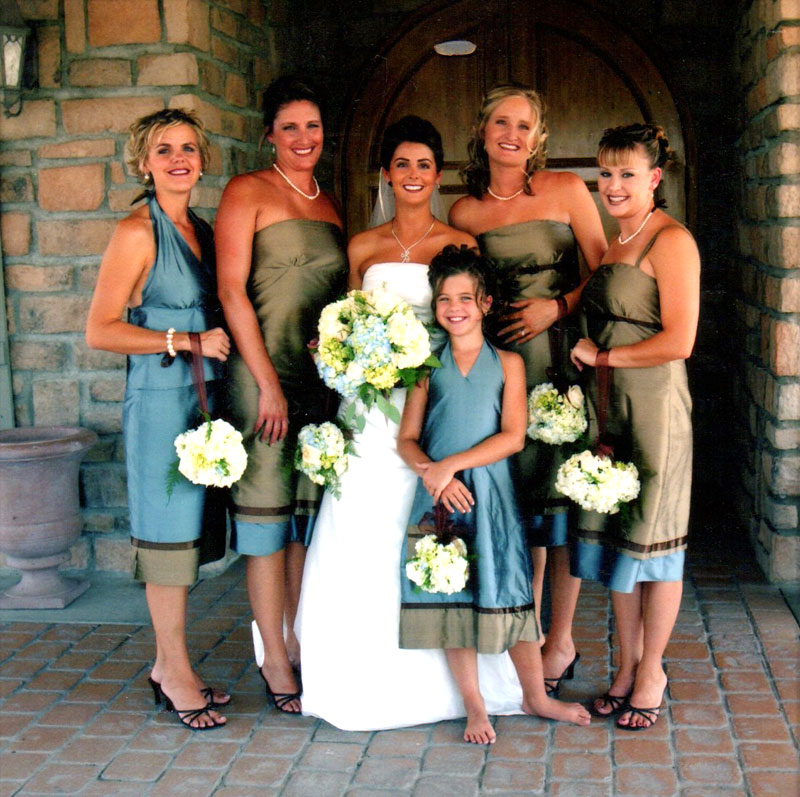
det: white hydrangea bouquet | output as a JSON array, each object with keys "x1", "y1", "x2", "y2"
[
  {"x1": 293, "y1": 421, "x2": 353, "y2": 499},
  {"x1": 167, "y1": 416, "x2": 248, "y2": 498},
  {"x1": 314, "y1": 287, "x2": 440, "y2": 429},
  {"x1": 555, "y1": 449, "x2": 640, "y2": 514},
  {"x1": 406, "y1": 533, "x2": 470, "y2": 595},
  {"x1": 527, "y1": 382, "x2": 588, "y2": 445}
]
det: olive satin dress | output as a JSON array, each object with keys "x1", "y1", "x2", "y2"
[
  {"x1": 571, "y1": 227, "x2": 692, "y2": 591},
  {"x1": 477, "y1": 220, "x2": 581, "y2": 546},
  {"x1": 229, "y1": 219, "x2": 347, "y2": 556}
]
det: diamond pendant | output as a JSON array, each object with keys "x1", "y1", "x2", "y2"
[{"x1": 400, "y1": 250, "x2": 410, "y2": 263}]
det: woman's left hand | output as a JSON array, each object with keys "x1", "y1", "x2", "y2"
[
  {"x1": 498, "y1": 298, "x2": 558, "y2": 345},
  {"x1": 418, "y1": 460, "x2": 456, "y2": 502},
  {"x1": 570, "y1": 337, "x2": 599, "y2": 371}
]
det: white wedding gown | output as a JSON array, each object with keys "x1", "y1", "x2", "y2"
[{"x1": 295, "y1": 262, "x2": 524, "y2": 731}]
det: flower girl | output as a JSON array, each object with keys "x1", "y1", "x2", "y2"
[{"x1": 397, "y1": 245, "x2": 590, "y2": 743}]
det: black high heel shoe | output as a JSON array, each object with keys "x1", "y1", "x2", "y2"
[
  {"x1": 258, "y1": 668, "x2": 302, "y2": 713},
  {"x1": 544, "y1": 652, "x2": 580, "y2": 696},
  {"x1": 148, "y1": 676, "x2": 230, "y2": 708},
  {"x1": 161, "y1": 688, "x2": 226, "y2": 731}
]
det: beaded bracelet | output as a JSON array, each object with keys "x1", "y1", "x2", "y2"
[{"x1": 166, "y1": 327, "x2": 176, "y2": 358}]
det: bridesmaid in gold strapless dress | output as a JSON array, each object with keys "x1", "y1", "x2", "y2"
[
  {"x1": 216, "y1": 77, "x2": 347, "y2": 714},
  {"x1": 450, "y1": 85, "x2": 606, "y2": 695},
  {"x1": 570, "y1": 124, "x2": 700, "y2": 731}
]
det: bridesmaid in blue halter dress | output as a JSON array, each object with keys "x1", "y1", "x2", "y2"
[
  {"x1": 87, "y1": 109, "x2": 231, "y2": 729},
  {"x1": 450, "y1": 85, "x2": 606, "y2": 694}
]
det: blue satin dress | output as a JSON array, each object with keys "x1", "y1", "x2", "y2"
[
  {"x1": 399, "y1": 341, "x2": 538, "y2": 655},
  {"x1": 123, "y1": 195, "x2": 224, "y2": 562}
]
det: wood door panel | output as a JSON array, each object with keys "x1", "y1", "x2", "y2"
[
  {"x1": 342, "y1": 0, "x2": 689, "y2": 234},
  {"x1": 539, "y1": 29, "x2": 645, "y2": 159}
]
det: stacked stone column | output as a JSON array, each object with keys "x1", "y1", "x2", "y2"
[
  {"x1": 735, "y1": 0, "x2": 800, "y2": 582},
  {"x1": 0, "y1": 0, "x2": 278, "y2": 573}
]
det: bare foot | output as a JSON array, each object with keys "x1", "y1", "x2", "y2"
[
  {"x1": 464, "y1": 705, "x2": 496, "y2": 744},
  {"x1": 617, "y1": 669, "x2": 667, "y2": 730},
  {"x1": 524, "y1": 695, "x2": 591, "y2": 726},
  {"x1": 159, "y1": 678, "x2": 227, "y2": 728},
  {"x1": 260, "y1": 661, "x2": 301, "y2": 713}
]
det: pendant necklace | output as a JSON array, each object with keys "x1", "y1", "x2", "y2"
[
  {"x1": 273, "y1": 163, "x2": 320, "y2": 200},
  {"x1": 391, "y1": 218, "x2": 435, "y2": 263},
  {"x1": 487, "y1": 185, "x2": 524, "y2": 201},
  {"x1": 618, "y1": 208, "x2": 655, "y2": 245}
]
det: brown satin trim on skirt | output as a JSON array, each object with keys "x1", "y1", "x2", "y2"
[
  {"x1": 512, "y1": 263, "x2": 560, "y2": 277},
  {"x1": 131, "y1": 537, "x2": 200, "y2": 550},
  {"x1": 576, "y1": 528, "x2": 689, "y2": 557},
  {"x1": 399, "y1": 606, "x2": 539, "y2": 654},
  {"x1": 593, "y1": 311, "x2": 662, "y2": 330},
  {"x1": 234, "y1": 504, "x2": 294, "y2": 517},
  {"x1": 133, "y1": 545, "x2": 200, "y2": 586},
  {"x1": 401, "y1": 601, "x2": 535, "y2": 615}
]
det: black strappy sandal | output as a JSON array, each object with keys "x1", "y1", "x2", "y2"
[
  {"x1": 589, "y1": 691, "x2": 630, "y2": 717},
  {"x1": 258, "y1": 669, "x2": 302, "y2": 713},
  {"x1": 148, "y1": 676, "x2": 231, "y2": 708},
  {"x1": 616, "y1": 704, "x2": 661, "y2": 731},
  {"x1": 161, "y1": 690, "x2": 226, "y2": 730},
  {"x1": 544, "y1": 652, "x2": 580, "y2": 696}
]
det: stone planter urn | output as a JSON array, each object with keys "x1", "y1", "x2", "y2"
[{"x1": 0, "y1": 426, "x2": 97, "y2": 609}]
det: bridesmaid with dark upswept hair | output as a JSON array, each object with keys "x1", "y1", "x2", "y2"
[
  {"x1": 570, "y1": 123, "x2": 699, "y2": 731},
  {"x1": 216, "y1": 76, "x2": 347, "y2": 714},
  {"x1": 450, "y1": 85, "x2": 607, "y2": 696}
]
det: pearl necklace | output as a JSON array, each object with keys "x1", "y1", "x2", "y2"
[
  {"x1": 391, "y1": 218, "x2": 435, "y2": 263},
  {"x1": 273, "y1": 163, "x2": 320, "y2": 200},
  {"x1": 487, "y1": 185, "x2": 524, "y2": 201},
  {"x1": 618, "y1": 208, "x2": 655, "y2": 245}
]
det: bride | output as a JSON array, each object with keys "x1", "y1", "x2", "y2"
[{"x1": 295, "y1": 115, "x2": 525, "y2": 730}]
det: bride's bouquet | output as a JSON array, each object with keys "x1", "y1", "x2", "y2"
[
  {"x1": 167, "y1": 416, "x2": 247, "y2": 497},
  {"x1": 555, "y1": 450, "x2": 640, "y2": 514},
  {"x1": 527, "y1": 382, "x2": 588, "y2": 445},
  {"x1": 314, "y1": 287, "x2": 439, "y2": 427},
  {"x1": 293, "y1": 421, "x2": 353, "y2": 499},
  {"x1": 405, "y1": 533, "x2": 470, "y2": 595}
]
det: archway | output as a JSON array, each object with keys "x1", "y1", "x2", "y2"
[{"x1": 340, "y1": 0, "x2": 692, "y2": 236}]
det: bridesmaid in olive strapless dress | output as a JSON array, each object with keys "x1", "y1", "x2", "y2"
[
  {"x1": 228, "y1": 220, "x2": 346, "y2": 554},
  {"x1": 216, "y1": 76, "x2": 346, "y2": 714},
  {"x1": 449, "y1": 84, "x2": 607, "y2": 693}
]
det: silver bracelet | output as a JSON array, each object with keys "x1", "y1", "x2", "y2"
[{"x1": 166, "y1": 327, "x2": 176, "y2": 358}]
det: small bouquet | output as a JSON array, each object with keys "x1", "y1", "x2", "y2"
[
  {"x1": 405, "y1": 533, "x2": 470, "y2": 595},
  {"x1": 168, "y1": 416, "x2": 247, "y2": 497},
  {"x1": 314, "y1": 287, "x2": 439, "y2": 428},
  {"x1": 555, "y1": 450, "x2": 640, "y2": 514},
  {"x1": 527, "y1": 382, "x2": 588, "y2": 445},
  {"x1": 293, "y1": 421, "x2": 353, "y2": 499}
]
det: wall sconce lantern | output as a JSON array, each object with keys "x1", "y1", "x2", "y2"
[{"x1": 0, "y1": 1, "x2": 31, "y2": 118}]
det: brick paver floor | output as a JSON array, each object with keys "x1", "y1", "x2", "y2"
[{"x1": 1, "y1": 537, "x2": 798, "y2": 795}]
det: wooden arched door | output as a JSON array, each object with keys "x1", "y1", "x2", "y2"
[{"x1": 340, "y1": 0, "x2": 690, "y2": 237}]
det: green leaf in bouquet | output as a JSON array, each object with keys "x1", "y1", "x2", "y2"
[
  {"x1": 376, "y1": 392, "x2": 401, "y2": 424},
  {"x1": 165, "y1": 460, "x2": 182, "y2": 501},
  {"x1": 343, "y1": 400, "x2": 358, "y2": 427},
  {"x1": 354, "y1": 413, "x2": 366, "y2": 433},
  {"x1": 424, "y1": 353, "x2": 442, "y2": 368}
]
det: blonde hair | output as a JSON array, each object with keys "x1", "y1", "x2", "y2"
[
  {"x1": 461, "y1": 85, "x2": 549, "y2": 199},
  {"x1": 126, "y1": 108, "x2": 210, "y2": 183}
]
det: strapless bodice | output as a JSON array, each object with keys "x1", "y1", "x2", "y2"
[{"x1": 361, "y1": 262, "x2": 432, "y2": 325}]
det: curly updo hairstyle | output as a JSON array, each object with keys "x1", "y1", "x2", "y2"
[
  {"x1": 428, "y1": 245, "x2": 497, "y2": 309},
  {"x1": 597, "y1": 123, "x2": 675, "y2": 170},
  {"x1": 379, "y1": 115, "x2": 444, "y2": 172},
  {"x1": 262, "y1": 75, "x2": 323, "y2": 134},
  {"x1": 127, "y1": 108, "x2": 210, "y2": 184},
  {"x1": 461, "y1": 84, "x2": 549, "y2": 199}
]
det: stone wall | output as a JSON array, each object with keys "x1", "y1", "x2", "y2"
[
  {"x1": 0, "y1": 0, "x2": 282, "y2": 573},
  {"x1": 733, "y1": 0, "x2": 800, "y2": 582}
]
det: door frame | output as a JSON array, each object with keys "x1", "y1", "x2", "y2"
[{"x1": 337, "y1": 0, "x2": 696, "y2": 236}]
